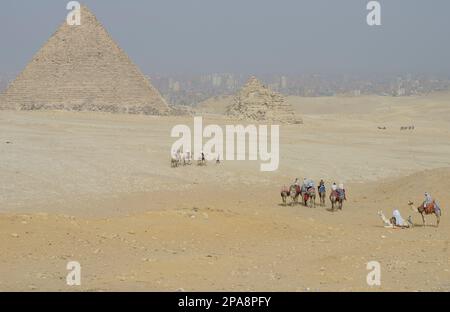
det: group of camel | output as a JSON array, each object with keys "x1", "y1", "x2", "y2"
[
  {"x1": 377, "y1": 126, "x2": 416, "y2": 131},
  {"x1": 280, "y1": 184, "x2": 345, "y2": 211},
  {"x1": 280, "y1": 183, "x2": 442, "y2": 228},
  {"x1": 170, "y1": 152, "x2": 207, "y2": 168}
]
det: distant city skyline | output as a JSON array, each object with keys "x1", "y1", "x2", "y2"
[
  {"x1": 1, "y1": 0, "x2": 450, "y2": 77},
  {"x1": 150, "y1": 72, "x2": 450, "y2": 106},
  {"x1": 2, "y1": 70, "x2": 450, "y2": 106}
]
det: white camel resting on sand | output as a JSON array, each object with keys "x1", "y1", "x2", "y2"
[{"x1": 378, "y1": 210, "x2": 413, "y2": 229}]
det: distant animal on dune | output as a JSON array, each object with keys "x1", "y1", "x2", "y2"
[
  {"x1": 280, "y1": 186, "x2": 290, "y2": 206},
  {"x1": 281, "y1": 191, "x2": 288, "y2": 206},
  {"x1": 171, "y1": 155, "x2": 180, "y2": 168},
  {"x1": 318, "y1": 181, "x2": 326, "y2": 206},
  {"x1": 319, "y1": 191, "x2": 326, "y2": 206},
  {"x1": 183, "y1": 152, "x2": 192, "y2": 166},
  {"x1": 378, "y1": 210, "x2": 413, "y2": 229},
  {"x1": 378, "y1": 211, "x2": 394, "y2": 228},
  {"x1": 330, "y1": 190, "x2": 344, "y2": 211},
  {"x1": 303, "y1": 187, "x2": 316, "y2": 208},
  {"x1": 289, "y1": 184, "x2": 300, "y2": 206},
  {"x1": 198, "y1": 152, "x2": 207, "y2": 166}
]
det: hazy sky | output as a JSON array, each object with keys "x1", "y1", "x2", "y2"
[{"x1": 1, "y1": 0, "x2": 450, "y2": 76}]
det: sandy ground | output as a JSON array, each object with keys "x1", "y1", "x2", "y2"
[{"x1": 1, "y1": 93, "x2": 449, "y2": 291}]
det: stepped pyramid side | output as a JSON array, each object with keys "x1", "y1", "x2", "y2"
[
  {"x1": 0, "y1": 6, "x2": 170, "y2": 115},
  {"x1": 226, "y1": 77, "x2": 302, "y2": 124}
]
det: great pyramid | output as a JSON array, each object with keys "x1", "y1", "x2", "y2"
[
  {"x1": 0, "y1": 5, "x2": 170, "y2": 115},
  {"x1": 226, "y1": 77, "x2": 302, "y2": 124}
]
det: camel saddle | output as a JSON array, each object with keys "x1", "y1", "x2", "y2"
[
  {"x1": 337, "y1": 189, "x2": 345, "y2": 200},
  {"x1": 424, "y1": 201, "x2": 436, "y2": 215}
]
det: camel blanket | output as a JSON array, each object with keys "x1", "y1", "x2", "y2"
[
  {"x1": 424, "y1": 202, "x2": 436, "y2": 215},
  {"x1": 303, "y1": 193, "x2": 310, "y2": 202},
  {"x1": 337, "y1": 189, "x2": 345, "y2": 200}
]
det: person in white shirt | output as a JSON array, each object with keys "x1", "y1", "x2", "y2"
[
  {"x1": 423, "y1": 192, "x2": 433, "y2": 208},
  {"x1": 331, "y1": 183, "x2": 337, "y2": 191}
]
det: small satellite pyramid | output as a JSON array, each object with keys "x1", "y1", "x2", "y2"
[
  {"x1": 0, "y1": 5, "x2": 170, "y2": 115},
  {"x1": 226, "y1": 77, "x2": 302, "y2": 124}
]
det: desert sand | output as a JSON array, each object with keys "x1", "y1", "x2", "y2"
[{"x1": 1, "y1": 93, "x2": 449, "y2": 291}]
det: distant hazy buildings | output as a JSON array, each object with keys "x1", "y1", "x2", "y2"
[
  {"x1": 2, "y1": 70, "x2": 448, "y2": 108},
  {"x1": 152, "y1": 73, "x2": 450, "y2": 106},
  {"x1": 152, "y1": 73, "x2": 246, "y2": 106}
]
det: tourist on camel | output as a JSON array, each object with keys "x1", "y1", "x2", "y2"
[
  {"x1": 423, "y1": 192, "x2": 442, "y2": 215},
  {"x1": 301, "y1": 178, "x2": 308, "y2": 194},
  {"x1": 423, "y1": 192, "x2": 433, "y2": 208},
  {"x1": 331, "y1": 182, "x2": 337, "y2": 192},
  {"x1": 337, "y1": 183, "x2": 347, "y2": 201},
  {"x1": 318, "y1": 180, "x2": 326, "y2": 194}
]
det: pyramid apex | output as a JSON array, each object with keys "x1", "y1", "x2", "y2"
[
  {"x1": 245, "y1": 76, "x2": 264, "y2": 88},
  {"x1": 79, "y1": 4, "x2": 100, "y2": 22},
  {"x1": 79, "y1": 3, "x2": 95, "y2": 14}
]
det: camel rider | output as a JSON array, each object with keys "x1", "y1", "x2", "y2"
[
  {"x1": 318, "y1": 180, "x2": 326, "y2": 194},
  {"x1": 331, "y1": 183, "x2": 337, "y2": 192},
  {"x1": 423, "y1": 192, "x2": 433, "y2": 208},
  {"x1": 424, "y1": 192, "x2": 442, "y2": 215},
  {"x1": 337, "y1": 183, "x2": 347, "y2": 201},
  {"x1": 301, "y1": 178, "x2": 308, "y2": 194},
  {"x1": 294, "y1": 178, "x2": 300, "y2": 186}
]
